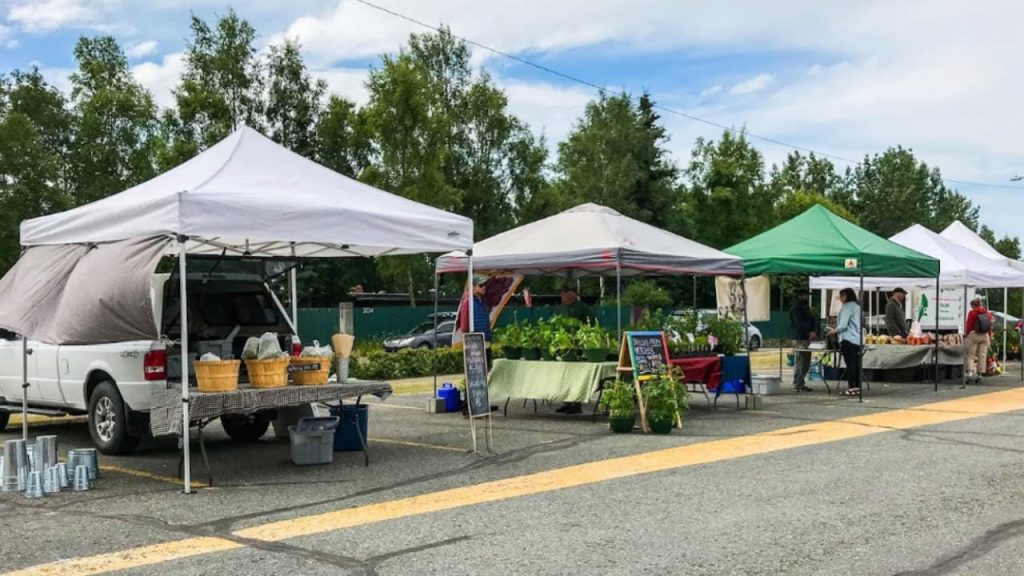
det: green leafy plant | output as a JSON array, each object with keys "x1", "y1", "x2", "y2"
[
  {"x1": 629, "y1": 308, "x2": 669, "y2": 332},
  {"x1": 704, "y1": 314, "x2": 744, "y2": 355},
  {"x1": 642, "y1": 373, "x2": 688, "y2": 423},
  {"x1": 495, "y1": 322, "x2": 525, "y2": 348},
  {"x1": 550, "y1": 327, "x2": 576, "y2": 359},
  {"x1": 599, "y1": 379, "x2": 636, "y2": 417},
  {"x1": 575, "y1": 321, "x2": 608, "y2": 350},
  {"x1": 623, "y1": 279, "x2": 672, "y2": 309}
]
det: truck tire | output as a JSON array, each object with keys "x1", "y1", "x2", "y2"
[
  {"x1": 0, "y1": 410, "x2": 9, "y2": 432},
  {"x1": 221, "y1": 414, "x2": 271, "y2": 442},
  {"x1": 88, "y1": 381, "x2": 140, "y2": 455}
]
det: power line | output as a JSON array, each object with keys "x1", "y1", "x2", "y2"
[{"x1": 353, "y1": 0, "x2": 1024, "y2": 192}]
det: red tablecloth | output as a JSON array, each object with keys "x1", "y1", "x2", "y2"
[{"x1": 670, "y1": 356, "x2": 722, "y2": 390}]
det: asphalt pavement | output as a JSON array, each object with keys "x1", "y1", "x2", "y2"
[{"x1": 3, "y1": 372, "x2": 1024, "y2": 575}]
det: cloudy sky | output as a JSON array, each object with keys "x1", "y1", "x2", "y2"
[{"x1": 1, "y1": 0, "x2": 1022, "y2": 236}]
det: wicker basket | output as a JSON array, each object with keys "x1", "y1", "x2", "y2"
[
  {"x1": 290, "y1": 356, "x2": 332, "y2": 386},
  {"x1": 245, "y1": 357, "x2": 290, "y2": 388},
  {"x1": 194, "y1": 360, "x2": 241, "y2": 392}
]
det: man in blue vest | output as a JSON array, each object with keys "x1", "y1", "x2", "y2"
[{"x1": 459, "y1": 274, "x2": 492, "y2": 343}]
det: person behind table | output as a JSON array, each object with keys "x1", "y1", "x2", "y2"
[
  {"x1": 964, "y1": 297, "x2": 994, "y2": 385},
  {"x1": 459, "y1": 274, "x2": 492, "y2": 344},
  {"x1": 789, "y1": 288, "x2": 818, "y2": 392},
  {"x1": 827, "y1": 288, "x2": 863, "y2": 396},
  {"x1": 555, "y1": 284, "x2": 596, "y2": 414},
  {"x1": 885, "y1": 287, "x2": 909, "y2": 339}
]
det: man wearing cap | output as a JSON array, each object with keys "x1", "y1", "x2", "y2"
[
  {"x1": 459, "y1": 274, "x2": 492, "y2": 343},
  {"x1": 560, "y1": 285, "x2": 596, "y2": 323},
  {"x1": 885, "y1": 288, "x2": 909, "y2": 339},
  {"x1": 789, "y1": 289, "x2": 817, "y2": 392}
]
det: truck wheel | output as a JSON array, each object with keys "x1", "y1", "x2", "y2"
[
  {"x1": 88, "y1": 381, "x2": 140, "y2": 455},
  {"x1": 0, "y1": 411, "x2": 9, "y2": 432},
  {"x1": 221, "y1": 414, "x2": 270, "y2": 442}
]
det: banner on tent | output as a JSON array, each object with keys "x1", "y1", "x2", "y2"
[
  {"x1": 912, "y1": 287, "x2": 976, "y2": 332},
  {"x1": 715, "y1": 275, "x2": 770, "y2": 322}
]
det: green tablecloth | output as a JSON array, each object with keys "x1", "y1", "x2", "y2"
[{"x1": 489, "y1": 359, "x2": 618, "y2": 403}]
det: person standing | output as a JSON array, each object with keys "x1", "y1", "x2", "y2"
[
  {"x1": 885, "y1": 288, "x2": 909, "y2": 338},
  {"x1": 789, "y1": 289, "x2": 818, "y2": 392},
  {"x1": 458, "y1": 274, "x2": 492, "y2": 344},
  {"x1": 964, "y1": 298, "x2": 993, "y2": 385},
  {"x1": 827, "y1": 288, "x2": 863, "y2": 396}
]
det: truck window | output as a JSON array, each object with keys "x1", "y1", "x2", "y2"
[{"x1": 199, "y1": 292, "x2": 280, "y2": 326}]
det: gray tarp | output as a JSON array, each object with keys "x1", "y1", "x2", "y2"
[{"x1": 0, "y1": 237, "x2": 169, "y2": 344}]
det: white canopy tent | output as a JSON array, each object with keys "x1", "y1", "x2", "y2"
[
  {"x1": 3, "y1": 126, "x2": 474, "y2": 492},
  {"x1": 435, "y1": 203, "x2": 744, "y2": 337}
]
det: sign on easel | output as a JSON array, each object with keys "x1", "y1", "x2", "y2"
[
  {"x1": 618, "y1": 331, "x2": 670, "y2": 433},
  {"x1": 462, "y1": 332, "x2": 494, "y2": 453}
]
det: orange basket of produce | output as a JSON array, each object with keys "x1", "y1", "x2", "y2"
[
  {"x1": 290, "y1": 356, "x2": 332, "y2": 386},
  {"x1": 244, "y1": 357, "x2": 290, "y2": 388},
  {"x1": 194, "y1": 360, "x2": 241, "y2": 392}
]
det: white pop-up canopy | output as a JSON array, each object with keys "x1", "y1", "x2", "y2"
[
  {"x1": 810, "y1": 224, "x2": 1024, "y2": 290},
  {"x1": 21, "y1": 125, "x2": 472, "y2": 256},
  {"x1": 2, "y1": 125, "x2": 475, "y2": 493},
  {"x1": 435, "y1": 203, "x2": 743, "y2": 277},
  {"x1": 940, "y1": 221, "x2": 1024, "y2": 271}
]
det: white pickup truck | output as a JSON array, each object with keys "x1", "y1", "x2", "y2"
[{"x1": 0, "y1": 271, "x2": 297, "y2": 454}]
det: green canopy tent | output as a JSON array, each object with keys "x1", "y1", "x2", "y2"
[{"x1": 725, "y1": 205, "x2": 941, "y2": 400}]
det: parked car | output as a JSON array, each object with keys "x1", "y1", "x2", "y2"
[
  {"x1": 992, "y1": 311, "x2": 1020, "y2": 330},
  {"x1": 670, "y1": 310, "x2": 763, "y2": 351},
  {"x1": 0, "y1": 271, "x2": 297, "y2": 454},
  {"x1": 383, "y1": 313, "x2": 456, "y2": 351}
]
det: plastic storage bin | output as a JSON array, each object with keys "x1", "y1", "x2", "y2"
[
  {"x1": 330, "y1": 404, "x2": 368, "y2": 451},
  {"x1": 751, "y1": 375, "x2": 781, "y2": 395},
  {"x1": 289, "y1": 416, "x2": 340, "y2": 465}
]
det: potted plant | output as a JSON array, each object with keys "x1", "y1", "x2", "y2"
[
  {"x1": 641, "y1": 373, "x2": 687, "y2": 434},
  {"x1": 537, "y1": 320, "x2": 556, "y2": 361},
  {"x1": 576, "y1": 321, "x2": 609, "y2": 362},
  {"x1": 496, "y1": 323, "x2": 524, "y2": 360},
  {"x1": 598, "y1": 380, "x2": 636, "y2": 433},
  {"x1": 521, "y1": 323, "x2": 542, "y2": 361},
  {"x1": 550, "y1": 327, "x2": 576, "y2": 361}
]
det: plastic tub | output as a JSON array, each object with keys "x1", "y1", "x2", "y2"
[
  {"x1": 289, "y1": 416, "x2": 340, "y2": 465},
  {"x1": 437, "y1": 382, "x2": 460, "y2": 413},
  {"x1": 330, "y1": 404, "x2": 368, "y2": 451},
  {"x1": 751, "y1": 375, "x2": 781, "y2": 396}
]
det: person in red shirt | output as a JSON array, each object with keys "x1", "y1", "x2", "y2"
[{"x1": 964, "y1": 298, "x2": 993, "y2": 384}]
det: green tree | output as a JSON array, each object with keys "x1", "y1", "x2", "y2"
[
  {"x1": 317, "y1": 96, "x2": 371, "y2": 178},
  {"x1": 162, "y1": 9, "x2": 263, "y2": 168},
  {"x1": 849, "y1": 146, "x2": 978, "y2": 237},
  {"x1": 552, "y1": 93, "x2": 678, "y2": 227},
  {"x1": 680, "y1": 130, "x2": 773, "y2": 249},
  {"x1": 69, "y1": 36, "x2": 158, "y2": 205},
  {"x1": 265, "y1": 39, "x2": 325, "y2": 158}
]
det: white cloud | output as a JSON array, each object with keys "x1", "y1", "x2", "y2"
[
  {"x1": 7, "y1": 0, "x2": 101, "y2": 32},
  {"x1": 728, "y1": 73, "x2": 772, "y2": 96},
  {"x1": 315, "y1": 66, "x2": 371, "y2": 105},
  {"x1": 131, "y1": 52, "x2": 183, "y2": 108},
  {"x1": 126, "y1": 40, "x2": 158, "y2": 59},
  {"x1": 498, "y1": 77, "x2": 594, "y2": 145},
  {"x1": 699, "y1": 85, "x2": 722, "y2": 98}
]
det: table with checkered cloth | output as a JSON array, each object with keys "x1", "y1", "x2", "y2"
[{"x1": 150, "y1": 381, "x2": 393, "y2": 437}]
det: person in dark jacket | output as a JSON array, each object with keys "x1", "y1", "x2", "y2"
[
  {"x1": 789, "y1": 289, "x2": 818, "y2": 392},
  {"x1": 885, "y1": 287, "x2": 909, "y2": 338}
]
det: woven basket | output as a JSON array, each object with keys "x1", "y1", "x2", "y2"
[
  {"x1": 194, "y1": 360, "x2": 240, "y2": 392},
  {"x1": 290, "y1": 356, "x2": 332, "y2": 386},
  {"x1": 245, "y1": 357, "x2": 290, "y2": 388}
]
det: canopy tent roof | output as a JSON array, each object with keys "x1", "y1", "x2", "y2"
[
  {"x1": 940, "y1": 221, "x2": 1024, "y2": 271},
  {"x1": 725, "y1": 205, "x2": 939, "y2": 278},
  {"x1": 434, "y1": 203, "x2": 743, "y2": 277},
  {"x1": 20, "y1": 125, "x2": 472, "y2": 257},
  {"x1": 810, "y1": 224, "x2": 1024, "y2": 290}
]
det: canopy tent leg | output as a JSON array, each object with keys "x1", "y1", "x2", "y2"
[
  {"x1": 289, "y1": 243, "x2": 298, "y2": 332},
  {"x1": 741, "y1": 274, "x2": 751, "y2": 399},
  {"x1": 963, "y1": 285, "x2": 968, "y2": 388},
  {"x1": 432, "y1": 265, "x2": 440, "y2": 398},
  {"x1": 179, "y1": 236, "x2": 192, "y2": 494},
  {"x1": 858, "y1": 275, "x2": 865, "y2": 403},
  {"x1": 934, "y1": 277, "x2": 940, "y2": 391},
  {"x1": 467, "y1": 251, "x2": 475, "y2": 333},
  {"x1": 615, "y1": 259, "x2": 622, "y2": 340},
  {"x1": 1003, "y1": 287, "x2": 1008, "y2": 365},
  {"x1": 21, "y1": 336, "x2": 28, "y2": 441}
]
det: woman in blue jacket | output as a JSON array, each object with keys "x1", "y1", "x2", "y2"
[{"x1": 827, "y1": 288, "x2": 863, "y2": 396}]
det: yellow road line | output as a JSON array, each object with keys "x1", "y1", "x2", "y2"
[
  {"x1": 100, "y1": 464, "x2": 208, "y2": 490},
  {"x1": 9, "y1": 388, "x2": 1024, "y2": 576},
  {"x1": 368, "y1": 437, "x2": 468, "y2": 453}
]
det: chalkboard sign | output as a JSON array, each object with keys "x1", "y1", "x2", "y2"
[
  {"x1": 619, "y1": 331, "x2": 670, "y2": 381},
  {"x1": 462, "y1": 332, "x2": 490, "y2": 418}
]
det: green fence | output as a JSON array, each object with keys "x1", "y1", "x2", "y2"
[{"x1": 752, "y1": 311, "x2": 789, "y2": 341}]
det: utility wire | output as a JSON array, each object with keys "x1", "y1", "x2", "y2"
[{"x1": 353, "y1": 0, "x2": 1024, "y2": 192}]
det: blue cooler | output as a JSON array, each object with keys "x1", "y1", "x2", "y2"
[
  {"x1": 330, "y1": 404, "x2": 369, "y2": 451},
  {"x1": 437, "y1": 382, "x2": 461, "y2": 413}
]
